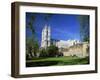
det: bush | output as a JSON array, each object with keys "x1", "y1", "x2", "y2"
[
  {"x1": 39, "y1": 48, "x2": 48, "y2": 57},
  {"x1": 46, "y1": 45, "x2": 59, "y2": 57},
  {"x1": 39, "y1": 45, "x2": 63, "y2": 57},
  {"x1": 57, "y1": 52, "x2": 63, "y2": 57}
]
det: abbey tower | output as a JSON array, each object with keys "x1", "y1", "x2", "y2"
[{"x1": 41, "y1": 25, "x2": 51, "y2": 48}]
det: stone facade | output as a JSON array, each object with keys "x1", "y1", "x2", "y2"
[
  {"x1": 62, "y1": 42, "x2": 89, "y2": 57},
  {"x1": 56, "y1": 40, "x2": 81, "y2": 49}
]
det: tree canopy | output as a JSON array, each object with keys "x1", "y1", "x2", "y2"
[{"x1": 78, "y1": 15, "x2": 90, "y2": 42}]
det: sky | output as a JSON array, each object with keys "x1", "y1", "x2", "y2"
[{"x1": 26, "y1": 12, "x2": 88, "y2": 45}]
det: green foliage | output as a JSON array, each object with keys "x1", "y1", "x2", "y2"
[
  {"x1": 26, "y1": 37, "x2": 34, "y2": 58},
  {"x1": 26, "y1": 37, "x2": 39, "y2": 59},
  {"x1": 32, "y1": 40, "x2": 39, "y2": 57},
  {"x1": 39, "y1": 45, "x2": 59, "y2": 57},
  {"x1": 39, "y1": 48, "x2": 48, "y2": 57},
  {"x1": 26, "y1": 15, "x2": 40, "y2": 59},
  {"x1": 78, "y1": 15, "x2": 89, "y2": 42},
  {"x1": 47, "y1": 45, "x2": 59, "y2": 57},
  {"x1": 27, "y1": 15, "x2": 36, "y2": 38}
]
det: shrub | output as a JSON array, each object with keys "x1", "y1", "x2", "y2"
[
  {"x1": 46, "y1": 45, "x2": 59, "y2": 57},
  {"x1": 39, "y1": 45, "x2": 63, "y2": 57},
  {"x1": 39, "y1": 48, "x2": 48, "y2": 57},
  {"x1": 57, "y1": 52, "x2": 63, "y2": 57}
]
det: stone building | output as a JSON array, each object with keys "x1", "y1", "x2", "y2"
[
  {"x1": 41, "y1": 25, "x2": 89, "y2": 57},
  {"x1": 62, "y1": 42, "x2": 89, "y2": 57},
  {"x1": 41, "y1": 25, "x2": 80, "y2": 49}
]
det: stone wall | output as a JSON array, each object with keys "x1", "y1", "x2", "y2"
[{"x1": 61, "y1": 42, "x2": 89, "y2": 57}]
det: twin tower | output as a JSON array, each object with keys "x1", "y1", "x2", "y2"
[{"x1": 41, "y1": 25, "x2": 51, "y2": 48}]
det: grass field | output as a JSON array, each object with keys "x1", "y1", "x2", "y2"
[{"x1": 26, "y1": 56, "x2": 89, "y2": 67}]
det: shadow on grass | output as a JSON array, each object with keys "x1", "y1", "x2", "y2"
[
  {"x1": 30, "y1": 57, "x2": 51, "y2": 60},
  {"x1": 26, "y1": 61, "x2": 59, "y2": 67}
]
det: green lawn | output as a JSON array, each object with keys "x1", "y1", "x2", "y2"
[{"x1": 26, "y1": 56, "x2": 89, "y2": 67}]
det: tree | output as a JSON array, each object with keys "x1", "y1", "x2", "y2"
[
  {"x1": 78, "y1": 15, "x2": 90, "y2": 42},
  {"x1": 27, "y1": 15, "x2": 35, "y2": 38},
  {"x1": 26, "y1": 37, "x2": 39, "y2": 59},
  {"x1": 47, "y1": 45, "x2": 59, "y2": 57},
  {"x1": 39, "y1": 45, "x2": 59, "y2": 57},
  {"x1": 26, "y1": 15, "x2": 39, "y2": 58},
  {"x1": 26, "y1": 37, "x2": 34, "y2": 59},
  {"x1": 32, "y1": 40, "x2": 39, "y2": 57},
  {"x1": 39, "y1": 48, "x2": 48, "y2": 57}
]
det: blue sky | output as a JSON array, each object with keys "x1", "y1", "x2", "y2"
[{"x1": 26, "y1": 12, "x2": 88, "y2": 45}]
